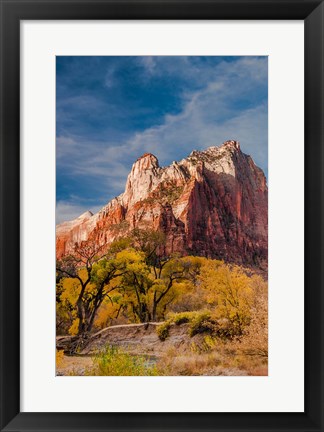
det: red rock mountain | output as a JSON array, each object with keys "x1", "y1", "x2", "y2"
[{"x1": 56, "y1": 141, "x2": 268, "y2": 267}]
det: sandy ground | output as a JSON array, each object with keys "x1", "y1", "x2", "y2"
[{"x1": 56, "y1": 354, "x2": 255, "y2": 376}]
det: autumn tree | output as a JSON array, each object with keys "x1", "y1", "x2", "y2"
[
  {"x1": 150, "y1": 255, "x2": 203, "y2": 320},
  {"x1": 199, "y1": 261, "x2": 255, "y2": 335},
  {"x1": 56, "y1": 239, "x2": 125, "y2": 335},
  {"x1": 237, "y1": 275, "x2": 268, "y2": 357},
  {"x1": 126, "y1": 229, "x2": 204, "y2": 320},
  {"x1": 108, "y1": 248, "x2": 153, "y2": 323},
  {"x1": 56, "y1": 227, "x2": 265, "y2": 339},
  {"x1": 111, "y1": 248, "x2": 203, "y2": 323}
]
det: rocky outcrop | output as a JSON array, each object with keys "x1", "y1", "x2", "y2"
[
  {"x1": 56, "y1": 210, "x2": 98, "y2": 258},
  {"x1": 57, "y1": 322, "x2": 194, "y2": 357},
  {"x1": 56, "y1": 141, "x2": 268, "y2": 266}
]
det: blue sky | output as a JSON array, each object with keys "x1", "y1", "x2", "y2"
[{"x1": 56, "y1": 56, "x2": 268, "y2": 224}]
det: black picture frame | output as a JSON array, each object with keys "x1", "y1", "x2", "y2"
[{"x1": 1, "y1": 1, "x2": 323, "y2": 431}]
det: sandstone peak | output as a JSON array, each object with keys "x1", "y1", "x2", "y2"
[
  {"x1": 77, "y1": 210, "x2": 93, "y2": 220},
  {"x1": 136, "y1": 152, "x2": 157, "y2": 161},
  {"x1": 221, "y1": 140, "x2": 240, "y2": 150},
  {"x1": 134, "y1": 153, "x2": 159, "y2": 170},
  {"x1": 123, "y1": 153, "x2": 161, "y2": 206},
  {"x1": 57, "y1": 141, "x2": 268, "y2": 268}
]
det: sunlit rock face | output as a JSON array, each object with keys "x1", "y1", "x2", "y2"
[{"x1": 56, "y1": 141, "x2": 268, "y2": 267}]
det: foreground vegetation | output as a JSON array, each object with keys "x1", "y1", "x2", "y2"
[
  {"x1": 56, "y1": 229, "x2": 267, "y2": 375},
  {"x1": 56, "y1": 333, "x2": 267, "y2": 376}
]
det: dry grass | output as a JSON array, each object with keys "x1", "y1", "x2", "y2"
[
  {"x1": 156, "y1": 342, "x2": 267, "y2": 376},
  {"x1": 155, "y1": 348, "x2": 261, "y2": 376},
  {"x1": 157, "y1": 350, "x2": 221, "y2": 375},
  {"x1": 56, "y1": 340, "x2": 268, "y2": 376},
  {"x1": 56, "y1": 353, "x2": 94, "y2": 376}
]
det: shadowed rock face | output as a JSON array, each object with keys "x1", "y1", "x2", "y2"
[{"x1": 56, "y1": 141, "x2": 268, "y2": 267}]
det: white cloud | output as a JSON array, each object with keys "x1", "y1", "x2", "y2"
[
  {"x1": 57, "y1": 56, "x2": 268, "y2": 212},
  {"x1": 139, "y1": 56, "x2": 157, "y2": 75},
  {"x1": 107, "y1": 56, "x2": 268, "y2": 170}
]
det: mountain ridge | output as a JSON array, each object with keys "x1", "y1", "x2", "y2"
[{"x1": 56, "y1": 140, "x2": 268, "y2": 267}]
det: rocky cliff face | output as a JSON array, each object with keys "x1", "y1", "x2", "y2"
[{"x1": 56, "y1": 141, "x2": 268, "y2": 267}]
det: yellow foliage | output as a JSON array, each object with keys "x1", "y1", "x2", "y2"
[
  {"x1": 199, "y1": 261, "x2": 256, "y2": 332},
  {"x1": 115, "y1": 248, "x2": 145, "y2": 265},
  {"x1": 94, "y1": 301, "x2": 119, "y2": 329},
  {"x1": 60, "y1": 278, "x2": 80, "y2": 305},
  {"x1": 56, "y1": 349, "x2": 65, "y2": 367},
  {"x1": 68, "y1": 318, "x2": 80, "y2": 335},
  {"x1": 57, "y1": 246, "x2": 267, "y2": 349},
  {"x1": 204, "y1": 334, "x2": 217, "y2": 350}
]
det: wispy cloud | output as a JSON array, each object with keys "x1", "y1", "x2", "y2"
[
  {"x1": 57, "y1": 56, "x2": 268, "y2": 222},
  {"x1": 138, "y1": 56, "x2": 157, "y2": 75},
  {"x1": 104, "y1": 66, "x2": 116, "y2": 88}
]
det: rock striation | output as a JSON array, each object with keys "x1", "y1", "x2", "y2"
[{"x1": 56, "y1": 141, "x2": 268, "y2": 267}]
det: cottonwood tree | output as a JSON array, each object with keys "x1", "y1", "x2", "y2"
[
  {"x1": 126, "y1": 229, "x2": 191, "y2": 320},
  {"x1": 56, "y1": 240, "x2": 124, "y2": 335},
  {"x1": 56, "y1": 230, "x2": 209, "y2": 333},
  {"x1": 114, "y1": 249, "x2": 202, "y2": 322},
  {"x1": 199, "y1": 261, "x2": 255, "y2": 335}
]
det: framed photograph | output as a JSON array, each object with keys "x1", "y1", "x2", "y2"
[{"x1": 0, "y1": 0, "x2": 323, "y2": 431}]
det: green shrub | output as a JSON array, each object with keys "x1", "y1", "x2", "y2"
[
  {"x1": 156, "y1": 311, "x2": 240, "y2": 341},
  {"x1": 170, "y1": 311, "x2": 194, "y2": 325},
  {"x1": 160, "y1": 311, "x2": 216, "y2": 338},
  {"x1": 188, "y1": 311, "x2": 214, "y2": 336},
  {"x1": 90, "y1": 346, "x2": 158, "y2": 376},
  {"x1": 156, "y1": 321, "x2": 171, "y2": 341}
]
